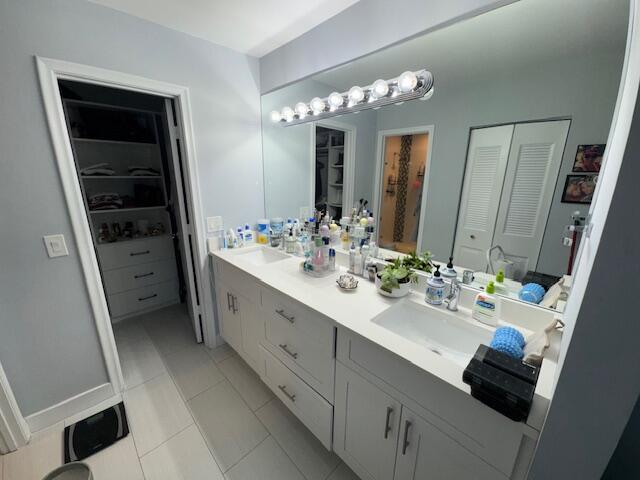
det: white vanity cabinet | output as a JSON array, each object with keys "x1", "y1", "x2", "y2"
[
  {"x1": 213, "y1": 258, "x2": 264, "y2": 373},
  {"x1": 335, "y1": 327, "x2": 525, "y2": 480}
]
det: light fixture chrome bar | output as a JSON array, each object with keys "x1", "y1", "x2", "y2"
[{"x1": 273, "y1": 69, "x2": 434, "y2": 127}]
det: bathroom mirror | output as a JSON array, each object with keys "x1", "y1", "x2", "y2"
[{"x1": 261, "y1": 0, "x2": 628, "y2": 309}]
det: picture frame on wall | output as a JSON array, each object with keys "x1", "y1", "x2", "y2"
[
  {"x1": 562, "y1": 174, "x2": 598, "y2": 204},
  {"x1": 572, "y1": 144, "x2": 605, "y2": 172}
]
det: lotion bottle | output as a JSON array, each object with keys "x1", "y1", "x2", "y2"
[
  {"x1": 472, "y1": 281, "x2": 500, "y2": 326},
  {"x1": 425, "y1": 265, "x2": 445, "y2": 305}
]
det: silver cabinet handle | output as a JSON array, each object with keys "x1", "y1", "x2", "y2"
[
  {"x1": 278, "y1": 384, "x2": 296, "y2": 402},
  {"x1": 138, "y1": 293, "x2": 157, "y2": 302},
  {"x1": 402, "y1": 420, "x2": 412, "y2": 455},
  {"x1": 232, "y1": 295, "x2": 238, "y2": 314},
  {"x1": 134, "y1": 272, "x2": 154, "y2": 279},
  {"x1": 130, "y1": 250, "x2": 150, "y2": 256},
  {"x1": 384, "y1": 407, "x2": 393, "y2": 439},
  {"x1": 226, "y1": 292, "x2": 232, "y2": 311},
  {"x1": 275, "y1": 309, "x2": 295, "y2": 323},
  {"x1": 278, "y1": 343, "x2": 298, "y2": 359}
]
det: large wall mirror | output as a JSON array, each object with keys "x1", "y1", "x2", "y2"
[{"x1": 261, "y1": 0, "x2": 628, "y2": 308}]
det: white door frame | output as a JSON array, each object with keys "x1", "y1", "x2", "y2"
[
  {"x1": 372, "y1": 125, "x2": 435, "y2": 251},
  {"x1": 0, "y1": 363, "x2": 29, "y2": 452},
  {"x1": 35, "y1": 57, "x2": 215, "y2": 401},
  {"x1": 310, "y1": 119, "x2": 357, "y2": 214}
]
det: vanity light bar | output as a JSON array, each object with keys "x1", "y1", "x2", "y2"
[{"x1": 271, "y1": 69, "x2": 434, "y2": 127}]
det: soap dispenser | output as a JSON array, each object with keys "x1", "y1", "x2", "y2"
[
  {"x1": 441, "y1": 257, "x2": 458, "y2": 296},
  {"x1": 472, "y1": 281, "x2": 500, "y2": 326},
  {"x1": 425, "y1": 265, "x2": 446, "y2": 305}
]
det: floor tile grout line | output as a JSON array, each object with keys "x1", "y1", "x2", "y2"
[
  {"x1": 223, "y1": 433, "x2": 273, "y2": 474},
  {"x1": 136, "y1": 421, "x2": 193, "y2": 460}
]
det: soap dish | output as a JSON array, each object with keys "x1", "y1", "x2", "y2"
[{"x1": 336, "y1": 274, "x2": 358, "y2": 292}]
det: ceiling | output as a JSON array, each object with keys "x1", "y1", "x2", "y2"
[
  {"x1": 88, "y1": 0, "x2": 360, "y2": 57},
  {"x1": 314, "y1": 0, "x2": 628, "y2": 91}
]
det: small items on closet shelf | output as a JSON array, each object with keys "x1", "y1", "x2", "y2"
[
  {"x1": 128, "y1": 165, "x2": 161, "y2": 176},
  {"x1": 88, "y1": 192, "x2": 123, "y2": 210},
  {"x1": 80, "y1": 163, "x2": 115, "y2": 176}
]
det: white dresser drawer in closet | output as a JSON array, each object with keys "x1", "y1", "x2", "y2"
[
  {"x1": 260, "y1": 346, "x2": 333, "y2": 449},
  {"x1": 102, "y1": 259, "x2": 178, "y2": 295},
  {"x1": 97, "y1": 236, "x2": 174, "y2": 271},
  {"x1": 107, "y1": 279, "x2": 179, "y2": 318}
]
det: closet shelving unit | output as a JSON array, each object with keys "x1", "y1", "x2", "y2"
[
  {"x1": 63, "y1": 98, "x2": 179, "y2": 320},
  {"x1": 315, "y1": 128, "x2": 345, "y2": 219}
]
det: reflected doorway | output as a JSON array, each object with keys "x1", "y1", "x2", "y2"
[{"x1": 376, "y1": 130, "x2": 431, "y2": 254}]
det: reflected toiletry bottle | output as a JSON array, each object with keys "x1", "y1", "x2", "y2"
[
  {"x1": 349, "y1": 242, "x2": 356, "y2": 273},
  {"x1": 360, "y1": 241, "x2": 370, "y2": 274},
  {"x1": 354, "y1": 245, "x2": 363, "y2": 276},
  {"x1": 369, "y1": 240, "x2": 379, "y2": 259},
  {"x1": 243, "y1": 224, "x2": 255, "y2": 245},
  {"x1": 441, "y1": 257, "x2": 458, "y2": 296},
  {"x1": 494, "y1": 269, "x2": 509, "y2": 295},
  {"x1": 425, "y1": 265, "x2": 445, "y2": 305},
  {"x1": 313, "y1": 236, "x2": 324, "y2": 267},
  {"x1": 340, "y1": 217, "x2": 351, "y2": 249},
  {"x1": 285, "y1": 230, "x2": 296, "y2": 254}
]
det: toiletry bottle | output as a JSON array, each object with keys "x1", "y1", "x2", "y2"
[
  {"x1": 494, "y1": 269, "x2": 509, "y2": 295},
  {"x1": 354, "y1": 244, "x2": 363, "y2": 276},
  {"x1": 329, "y1": 248, "x2": 336, "y2": 271},
  {"x1": 313, "y1": 236, "x2": 324, "y2": 267},
  {"x1": 425, "y1": 265, "x2": 445, "y2": 305},
  {"x1": 360, "y1": 241, "x2": 370, "y2": 274},
  {"x1": 257, "y1": 219, "x2": 269, "y2": 244},
  {"x1": 472, "y1": 281, "x2": 500, "y2": 326},
  {"x1": 349, "y1": 242, "x2": 356, "y2": 273},
  {"x1": 285, "y1": 230, "x2": 296, "y2": 254},
  {"x1": 369, "y1": 240, "x2": 379, "y2": 259},
  {"x1": 441, "y1": 257, "x2": 458, "y2": 296},
  {"x1": 236, "y1": 227, "x2": 244, "y2": 247},
  {"x1": 243, "y1": 224, "x2": 255, "y2": 245}
]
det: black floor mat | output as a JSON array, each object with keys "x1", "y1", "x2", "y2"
[{"x1": 63, "y1": 401, "x2": 129, "y2": 463}]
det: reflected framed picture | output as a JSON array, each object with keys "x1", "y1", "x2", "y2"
[
  {"x1": 562, "y1": 174, "x2": 598, "y2": 204},
  {"x1": 573, "y1": 144, "x2": 605, "y2": 172}
]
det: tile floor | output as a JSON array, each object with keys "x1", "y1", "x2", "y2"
[{"x1": 0, "y1": 304, "x2": 360, "y2": 480}]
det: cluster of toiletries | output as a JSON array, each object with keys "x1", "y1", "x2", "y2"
[{"x1": 224, "y1": 224, "x2": 256, "y2": 249}]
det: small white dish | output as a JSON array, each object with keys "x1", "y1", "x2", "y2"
[{"x1": 336, "y1": 274, "x2": 358, "y2": 292}]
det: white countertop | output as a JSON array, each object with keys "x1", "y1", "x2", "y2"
[{"x1": 210, "y1": 245, "x2": 561, "y2": 434}]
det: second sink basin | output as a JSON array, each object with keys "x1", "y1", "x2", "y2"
[
  {"x1": 232, "y1": 246, "x2": 290, "y2": 266},
  {"x1": 372, "y1": 300, "x2": 493, "y2": 366}
]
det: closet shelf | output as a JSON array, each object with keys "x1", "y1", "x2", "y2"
[
  {"x1": 82, "y1": 175, "x2": 163, "y2": 179},
  {"x1": 72, "y1": 137, "x2": 158, "y2": 147},
  {"x1": 97, "y1": 233, "x2": 171, "y2": 246},
  {"x1": 330, "y1": 164, "x2": 343, "y2": 169},
  {"x1": 329, "y1": 183, "x2": 343, "y2": 187},
  {"x1": 90, "y1": 205, "x2": 167, "y2": 214}
]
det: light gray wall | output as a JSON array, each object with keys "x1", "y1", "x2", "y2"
[
  {"x1": 0, "y1": 0, "x2": 263, "y2": 416},
  {"x1": 259, "y1": 0, "x2": 515, "y2": 93},
  {"x1": 376, "y1": 51, "x2": 623, "y2": 273}
]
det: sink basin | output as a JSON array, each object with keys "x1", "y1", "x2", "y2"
[
  {"x1": 372, "y1": 300, "x2": 493, "y2": 366},
  {"x1": 233, "y1": 247, "x2": 290, "y2": 266}
]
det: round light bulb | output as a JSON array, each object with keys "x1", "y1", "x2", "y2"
[
  {"x1": 397, "y1": 71, "x2": 418, "y2": 93},
  {"x1": 310, "y1": 97, "x2": 326, "y2": 114},
  {"x1": 371, "y1": 79, "x2": 389, "y2": 99},
  {"x1": 294, "y1": 102, "x2": 308, "y2": 118},
  {"x1": 270, "y1": 110, "x2": 281, "y2": 123},
  {"x1": 281, "y1": 106, "x2": 294, "y2": 122},
  {"x1": 348, "y1": 86, "x2": 365, "y2": 104},
  {"x1": 328, "y1": 92, "x2": 344, "y2": 109}
]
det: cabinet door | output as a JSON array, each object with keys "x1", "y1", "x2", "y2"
[
  {"x1": 393, "y1": 407, "x2": 506, "y2": 480},
  {"x1": 238, "y1": 293, "x2": 264, "y2": 374},
  {"x1": 334, "y1": 362, "x2": 401, "y2": 480},
  {"x1": 218, "y1": 284, "x2": 242, "y2": 353}
]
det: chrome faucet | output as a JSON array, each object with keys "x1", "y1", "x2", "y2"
[{"x1": 445, "y1": 278, "x2": 460, "y2": 311}]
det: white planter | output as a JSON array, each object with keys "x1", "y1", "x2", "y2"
[{"x1": 375, "y1": 275, "x2": 412, "y2": 298}]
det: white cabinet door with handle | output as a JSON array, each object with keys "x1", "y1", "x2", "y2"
[
  {"x1": 217, "y1": 283, "x2": 243, "y2": 354},
  {"x1": 334, "y1": 362, "x2": 401, "y2": 480},
  {"x1": 393, "y1": 407, "x2": 506, "y2": 480}
]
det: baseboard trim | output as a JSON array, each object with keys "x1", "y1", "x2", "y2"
[{"x1": 25, "y1": 383, "x2": 114, "y2": 433}]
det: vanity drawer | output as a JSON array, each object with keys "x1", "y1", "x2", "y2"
[
  {"x1": 261, "y1": 287, "x2": 334, "y2": 348},
  {"x1": 260, "y1": 346, "x2": 333, "y2": 449},
  {"x1": 108, "y1": 279, "x2": 179, "y2": 318},
  {"x1": 97, "y1": 236, "x2": 174, "y2": 271},
  {"x1": 263, "y1": 309, "x2": 335, "y2": 400},
  {"x1": 337, "y1": 328, "x2": 523, "y2": 477},
  {"x1": 102, "y1": 259, "x2": 177, "y2": 295}
]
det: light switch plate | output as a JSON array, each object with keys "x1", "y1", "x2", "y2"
[
  {"x1": 207, "y1": 216, "x2": 223, "y2": 233},
  {"x1": 44, "y1": 234, "x2": 69, "y2": 258}
]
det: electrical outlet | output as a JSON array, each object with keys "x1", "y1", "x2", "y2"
[
  {"x1": 207, "y1": 216, "x2": 223, "y2": 233},
  {"x1": 44, "y1": 234, "x2": 69, "y2": 258}
]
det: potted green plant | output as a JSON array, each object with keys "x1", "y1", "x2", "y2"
[
  {"x1": 375, "y1": 259, "x2": 418, "y2": 298},
  {"x1": 400, "y1": 250, "x2": 434, "y2": 274}
]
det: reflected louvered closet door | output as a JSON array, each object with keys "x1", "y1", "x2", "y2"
[
  {"x1": 492, "y1": 120, "x2": 570, "y2": 279},
  {"x1": 453, "y1": 125, "x2": 514, "y2": 271}
]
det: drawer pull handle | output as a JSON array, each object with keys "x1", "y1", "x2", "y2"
[
  {"x1": 402, "y1": 420, "x2": 412, "y2": 455},
  {"x1": 384, "y1": 407, "x2": 393, "y2": 439},
  {"x1": 231, "y1": 295, "x2": 238, "y2": 314},
  {"x1": 226, "y1": 292, "x2": 232, "y2": 311},
  {"x1": 130, "y1": 250, "x2": 150, "y2": 256},
  {"x1": 278, "y1": 385, "x2": 296, "y2": 402},
  {"x1": 278, "y1": 343, "x2": 298, "y2": 359},
  {"x1": 275, "y1": 309, "x2": 295, "y2": 323},
  {"x1": 138, "y1": 293, "x2": 157, "y2": 302},
  {"x1": 134, "y1": 272, "x2": 154, "y2": 279}
]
